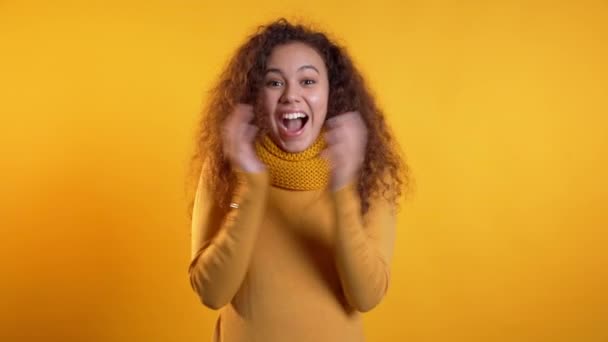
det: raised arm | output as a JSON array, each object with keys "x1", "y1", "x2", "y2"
[
  {"x1": 331, "y1": 183, "x2": 396, "y2": 312},
  {"x1": 323, "y1": 112, "x2": 397, "y2": 312},
  {"x1": 188, "y1": 169, "x2": 269, "y2": 310}
]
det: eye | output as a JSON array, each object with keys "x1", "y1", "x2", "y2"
[
  {"x1": 302, "y1": 79, "x2": 316, "y2": 86},
  {"x1": 266, "y1": 80, "x2": 283, "y2": 87}
]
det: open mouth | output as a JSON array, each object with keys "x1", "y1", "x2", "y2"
[{"x1": 279, "y1": 112, "x2": 309, "y2": 136}]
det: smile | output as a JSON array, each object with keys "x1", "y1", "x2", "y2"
[{"x1": 278, "y1": 111, "x2": 309, "y2": 137}]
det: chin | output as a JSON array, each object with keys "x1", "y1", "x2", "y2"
[{"x1": 279, "y1": 137, "x2": 313, "y2": 153}]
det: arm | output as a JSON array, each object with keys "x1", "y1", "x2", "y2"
[
  {"x1": 331, "y1": 183, "x2": 396, "y2": 312},
  {"x1": 188, "y1": 170, "x2": 269, "y2": 310}
]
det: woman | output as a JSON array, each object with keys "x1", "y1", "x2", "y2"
[{"x1": 187, "y1": 18, "x2": 410, "y2": 342}]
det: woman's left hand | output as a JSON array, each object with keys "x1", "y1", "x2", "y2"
[{"x1": 322, "y1": 111, "x2": 368, "y2": 192}]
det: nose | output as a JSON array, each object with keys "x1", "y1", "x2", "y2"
[{"x1": 279, "y1": 83, "x2": 300, "y2": 103}]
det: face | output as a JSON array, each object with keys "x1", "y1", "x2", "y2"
[{"x1": 260, "y1": 42, "x2": 329, "y2": 153}]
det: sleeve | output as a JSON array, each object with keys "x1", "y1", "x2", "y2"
[
  {"x1": 331, "y1": 182, "x2": 397, "y2": 312},
  {"x1": 188, "y1": 169, "x2": 270, "y2": 310}
]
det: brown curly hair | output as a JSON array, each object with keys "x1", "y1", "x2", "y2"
[{"x1": 185, "y1": 18, "x2": 411, "y2": 220}]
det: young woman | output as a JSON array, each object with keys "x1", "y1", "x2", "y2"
[{"x1": 187, "y1": 18, "x2": 410, "y2": 342}]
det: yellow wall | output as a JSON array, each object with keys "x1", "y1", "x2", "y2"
[{"x1": 1, "y1": 0, "x2": 607, "y2": 341}]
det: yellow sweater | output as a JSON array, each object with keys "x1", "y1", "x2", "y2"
[{"x1": 188, "y1": 150, "x2": 396, "y2": 341}]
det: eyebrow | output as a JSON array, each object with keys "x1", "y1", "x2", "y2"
[{"x1": 264, "y1": 65, "x2": 320, "y2": 75}]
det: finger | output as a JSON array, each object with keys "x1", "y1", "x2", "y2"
[
  {"x1": 222, "y1": 120, "x2": 234, "y2": 151},
  {"x1": 325, "y1": 115, "x2": 346, "y2": 129},
  {"x1": 223, "y1": 112, "x2": 239, "y2": 140},
  {"x1": 223, "y1": 105, "x2": 252, "y2": 157},
  {"x1": 243, "y1": 124, "x2": 259, "y2": 144},
  {"x1": 327, "y1": 153, "x2": 343, "y2": 169},
  {"x1": 327, "y1": 111, "x2": 360, "y2": 126},
  {"x1": 320, "y1": 148, "x2": 330, "y2": 163},
  {"x1": 233, "y1": 113, "x2": 254, "y2": 142},
  {"x1": 325, "y1": 113, "x2": 350, "y2": 128},
  {"x1": 323, "y1": 143, "x2": 347, "y2": 165},
  {"x1": 352, "y1": 113, "x2": 367, "y2": 132},
  {"x1": 324, "y1": 130, "x2": 338, "y2": 145},
  {"x1": 325, "y1": 127, "x2": 350, "y2": 146},
  {"x1": 235, "y1": 103, "x2": 255, "y2": 122},
  {"x1": 321, "y1": 146, "x2": 339, "y2": 164},
  {"x1": 225, "y1": 104, "x2": 253, "y2": 135}
]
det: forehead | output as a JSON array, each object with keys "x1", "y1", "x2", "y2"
[{"x1": 266, "y1": 42, "x2": 327, "y2": 72}]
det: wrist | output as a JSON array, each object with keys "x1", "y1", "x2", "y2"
[{"x1": 239, "y1": 161, "x2": 266, "y2": 173}]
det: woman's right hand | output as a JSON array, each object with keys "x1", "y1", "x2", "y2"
[{"x1": 222, "y1": 104, "x2": 265, "y2": 173}]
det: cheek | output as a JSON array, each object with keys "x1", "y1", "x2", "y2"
[
  {"x1": 260, "y1": 92, "x2": 277, "y2": 113},
  {"x1": 308, "y1": 90, "x2": 329, "y2": 113}
]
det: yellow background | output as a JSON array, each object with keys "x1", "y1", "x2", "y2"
[{"x1": 1, "y1": 0, "x2": 607, "y2": 341}]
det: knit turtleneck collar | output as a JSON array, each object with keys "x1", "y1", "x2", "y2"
[{"x1": 255, "y1": 134, "x2": 330, "y2": 190}]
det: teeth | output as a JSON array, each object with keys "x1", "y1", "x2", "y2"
[{"x1": 281, "y1": 112, "x2": 307, "y2": 120}]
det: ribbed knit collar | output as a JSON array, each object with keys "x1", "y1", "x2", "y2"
[{"x1": 255, "y1": 134, "x2": 330, "y2": 190}]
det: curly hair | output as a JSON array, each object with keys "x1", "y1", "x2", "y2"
[{"x1": 185, "y1": 18, "x2": 411, "y2": 220}]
